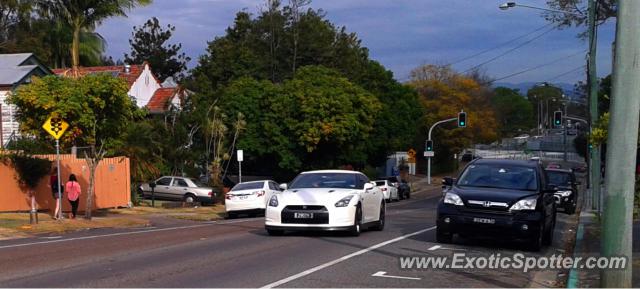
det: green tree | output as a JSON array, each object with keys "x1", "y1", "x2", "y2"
[
  {"x1": 217, "y1": 66, "x2": 380, "y2": 177},
  {"x1": 8, "y1": 74, "x2": 140, "y2": 219},
  {"x1": 189, "y1": 1, "x2": 419, "y2": 174},
  {"x1": 124, "y1": 17, "x2": 190, "y2": 82},
  {"x1": 35, "y1": 0, "x2": 151, "y2": 71},
  {"x1": 543, "y1": 0, "x2": 616, "y2": 38},
  {"x1": 526, "y1": 83, "x2": 565, "y2": 130},
  {"x1": 492, "y1": 87, "x2": 534, "y2": 137}
]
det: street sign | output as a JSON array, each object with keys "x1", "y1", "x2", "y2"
[
  {"x1": 423, "y1": 151, "x2": 434, "y2": 157},
  {"x1": 42, "y1": 116, "x2": 69, "y2": 140},
  {"x1": 237, "y1": 150, "x2": 244, "y2": 162},
  {"x1": 407, "y1": 148, "x2": 416, "y2": 163}
]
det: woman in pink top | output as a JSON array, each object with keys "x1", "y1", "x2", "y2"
[{"x1": 65, "y1": 174, "x2": 81, "y2": 219}]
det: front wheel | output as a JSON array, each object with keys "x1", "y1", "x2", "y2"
[
  {"x1": 565, "y1": 203, "x2": 576, "y2": 215},
  {"x1": 436, "y1": 226, "x2": 453, "y2": 243},
  {"x1": 267, "y1": 229, "x2": 284, "y2": 236},
  {"x1": 372, "y1": 202, "x2": 385, "y2": 231},
  {"x1": 350, "y1": 205, "x2": 363, "y2": 237},
  {"x1": 528, "y1": 226, "x2": 543, "y2": 252}
]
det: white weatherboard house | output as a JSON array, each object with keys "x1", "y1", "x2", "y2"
[{"x1": 0, "y1": 53, "x2": 52, "y2": 147}]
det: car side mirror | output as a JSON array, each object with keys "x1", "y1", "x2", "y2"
[
  {"x1": 364, "y1": 183, "x2": 374, "y2": 190},
  {"x1": 279, "y1": 183, "x2": 287, "y2": 190},
  {"x1": 149, "y1": 182, "x2": 156, "y2": 188}
]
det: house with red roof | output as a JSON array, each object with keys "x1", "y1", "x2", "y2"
[{"x1": 53, "y1": 62, "x2": 186, "y2": 114}]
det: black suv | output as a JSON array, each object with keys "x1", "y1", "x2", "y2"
[
  {"x1": 545, "y1": 168, "x2": 579, "y2": 215},
  {"x1": 437, "y1": 159, "x2": 557, "y2": 251}
]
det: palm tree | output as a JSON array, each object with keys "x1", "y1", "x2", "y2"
[{"x1": 36, "y1": 0, "x2": 151, "y2": 72}]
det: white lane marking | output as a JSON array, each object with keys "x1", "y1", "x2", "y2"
[
  {"x1": 0, "y1": 218, "x2": 261, "y2": 250},
  {"x1": 372, "y1": 271, "x2": 421, "y2": 280},
  {"x1": 259, "y1": 226, "x2": 436, "y2": 289},
  {"x1": 428, "y1": 245, "x2": 441, "y2": 251},
  {"x1": 40, "y1": 236, "x2": 62, "y2": 240}
]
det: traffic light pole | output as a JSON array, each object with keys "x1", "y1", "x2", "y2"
[
  {"x1": 427, "y1": 118, "x2": 457, "y2": 184},
  {"x1": 601, "y1": 1, "x2": 640, "y2": 286}
]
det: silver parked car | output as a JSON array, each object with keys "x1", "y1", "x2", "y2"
[{"x1": 139, "y1": 176, "x2": 217, "y2": 204}]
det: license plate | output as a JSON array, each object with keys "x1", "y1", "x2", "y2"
[
  {"x1": 239, "y1": 195, "x2": 248, "y2": 200},
  {"x1": 473, "y1": 217, "x2": 495, "y2": 224},
  {"x1": 294, "y1": 212, "x2": 313, "y2": 219}
]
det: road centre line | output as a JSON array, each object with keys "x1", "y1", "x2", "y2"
[
  {"x1": 259, "y1": 226, "x2": 436, "y2": 288},
  {"x1": 0, "y1": 218, "x2": 260, "y2": 250}
]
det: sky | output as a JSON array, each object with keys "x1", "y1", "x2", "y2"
[{"x1": 96, "y1": 0, "x2": 617, "y2": 86}]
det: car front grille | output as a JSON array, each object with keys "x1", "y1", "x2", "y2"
[
  {"x1": 464, "y1": 200, "x2": 511, "y2": 214},
  {"x1": 281, "y1": 205, "x2": 329, "y2": 224}
]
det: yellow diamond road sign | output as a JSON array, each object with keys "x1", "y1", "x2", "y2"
[{"x1": 42, "y1": 116, "x2": 69, "y2": 140}]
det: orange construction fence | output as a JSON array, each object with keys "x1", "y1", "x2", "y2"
[{"x1": 0, "y1": 154, "x2": 131, "y2": 213}]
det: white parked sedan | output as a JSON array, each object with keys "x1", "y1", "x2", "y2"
[
  {"x1": 375, "y1": 180, "x2": 399, "y2": 202},
  {"x1": 265, "y1": 170, "x2": 385, "y2": 236},
  {"x1": 225, "y1": 180, "x2": 281, "y2": 218}
]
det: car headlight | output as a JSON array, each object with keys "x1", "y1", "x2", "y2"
[
  {"x1": 510, "y1": 197, "x2": 537, "y2": 211},
  {"x1": 443, "y1": 192, "x2": 464, "y2": 206},
  {"x1": 555, "y1": 190, "x2": 572, "y2": 197},
  {"x1": 335, "y1": 195, "x2": 355, "y2": 207},
  {"x1": 268, "y1": 195, "x2": 279, "y2": 207}
]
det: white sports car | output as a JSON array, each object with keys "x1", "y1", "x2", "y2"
[{"x1": 265, "y1": 170, "x2": 386, "y2": 236}]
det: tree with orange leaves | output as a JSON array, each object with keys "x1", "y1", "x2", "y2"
[{"x1": 408, "y1": 64, "x2": 499, "y2": 171}]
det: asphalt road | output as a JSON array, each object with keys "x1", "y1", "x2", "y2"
[{"x1": 0, "y1": 187, "x2": 576, "y2": 288}]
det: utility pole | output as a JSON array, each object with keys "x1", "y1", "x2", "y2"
[
  {"x1": 601, "y1": 1, "x2": 640, "y2": 287},
  {"x1": 587, "y1": 0, "x2": 601, "y2": 211}
]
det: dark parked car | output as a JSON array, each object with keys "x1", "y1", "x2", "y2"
[
  {"x1": 386, "y1": 176, "x2": 410, "y2": 199},
  {"x1": 437, "y1": 159, "x2": 557, "y2": 251},
  {"x1": 546, "y1": 168, "x2": 579, "y2": 215}
]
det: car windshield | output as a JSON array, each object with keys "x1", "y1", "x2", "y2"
[
  {"x1": 546, "y1": 171, "x2": 572, "y2": 186},
  {"x1": 289, "y1": 173, "x2": 357, "y2": 189},
  {"x1": 457, "y1": 164, "x2": 538, "y2": 191},
  {"x1": 232, "y1": 182, "x2": 264, "y2": 191},
  {"x1": 374, "y1": 181, "x2": 386, "y2": 186}
]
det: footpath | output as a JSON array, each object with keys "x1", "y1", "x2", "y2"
[{"x1": 567, "y1": 190, "x2": 639, "y2": 288}]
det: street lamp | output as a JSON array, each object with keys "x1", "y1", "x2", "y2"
[{"x1": 498, "y1": 2, "x2": 583, "y2": 16}]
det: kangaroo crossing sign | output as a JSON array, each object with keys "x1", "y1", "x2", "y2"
[{"x1": 42, "y1": 116, "x2": 69, "y2": 140}]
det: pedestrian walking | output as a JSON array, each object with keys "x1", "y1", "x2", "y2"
[
  {"x1": 49, "y1": 168, "x2": 63, "y2": 220},
  {"x1": 65, "y1": 174, "x2": 81, "y2": 219}
]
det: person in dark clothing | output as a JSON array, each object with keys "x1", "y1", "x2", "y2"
[{"x1": 49, "y1": 168, "x2": 63, "y2": 219}]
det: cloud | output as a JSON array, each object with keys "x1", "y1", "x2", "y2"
[{"x1": 96, "y1": 0, "x2": 615, "y2": 84}]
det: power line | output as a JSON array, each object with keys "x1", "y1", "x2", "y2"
[
  {"x1": 463, "y1": 26, "x2": 557, "y2": 74},
  {"x1": 545, "y1": 65, "x2": 586, "y2": 82},
  {"x1": 449, "y1": 23, "x2": 554, "y2": 66},
  {"x1": 491, "y1": 50, "x2": 586, "y2": 82}
]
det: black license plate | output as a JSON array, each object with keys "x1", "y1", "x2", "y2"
[
  {"x1": 294, "y1": 212, "x2": 313, "y2": 219},
  {"x1": 473, "y1": 217, "x2": 495, "y2": 224}
]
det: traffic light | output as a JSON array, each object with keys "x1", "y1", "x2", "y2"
[
  {"x1": 458, "y1": 111, "x2": 467, "y2": 128},
  {"x1": 553, "y1": 111, "x2": 562, "y2": 127},
  {"x1": 426, "y1": 140, "x2": 433, "y2": 152},
  {"x1": 51, "y1": 118, "x2": 62, "y2": 133}
]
